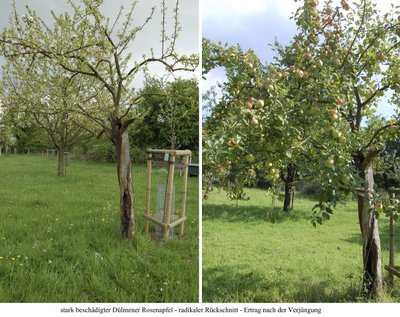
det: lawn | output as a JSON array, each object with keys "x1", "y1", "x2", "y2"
[
  {"x1": 203, "y1": 187, "x2": 400, "y2": 303},
  {"x1": 0, "y1": 154, "x2": 199, "y2": 302}
]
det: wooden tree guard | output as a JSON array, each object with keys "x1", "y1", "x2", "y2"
[
  {"x1": 385, "y1": 188, "x2": 400, "y2": 284},
  {"x1": 143, "y1": 149, "x2": 191, "y2": 241}
]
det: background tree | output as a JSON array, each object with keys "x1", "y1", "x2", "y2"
[
  {"x1": 130, "y1": 77, "x2": 199, "y2": 158},
  {"x1": 1, "y1": 0, "x2": 197, "y2": 239},
  {"x1": 1, "y1": 59, "x2": 97, "y2": 176}
]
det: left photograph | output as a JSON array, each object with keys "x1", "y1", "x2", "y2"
[{"x1": 0, "y1": 0, "x2": 199, "y2": 302}]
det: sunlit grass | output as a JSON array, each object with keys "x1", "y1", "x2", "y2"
[
  {"x1": 0, "y1": 154, "x2": 199, "y2": 302},
  {"x1": 203, "y1": 187, "x2": 400, "y2": 302}
]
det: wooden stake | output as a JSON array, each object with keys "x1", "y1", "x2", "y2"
[
  {"x1": 164, "y1": 152, "x2": 176, "y2": 241},
  {"x1": 179, "y1": 154, "x2": 190, "y2": 237},
  {"x1": 144, "y1": 152, "x2": 152, "y2": 235},
  {"x1": 389, "y1": 192, "x2": 395, "y2": 285}
]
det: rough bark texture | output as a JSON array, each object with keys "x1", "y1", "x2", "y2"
[
  {"x1": 356, "y1": 154, "x2": 383, "y2": 297},
  {"x1": 116, "y1": 127, "x2": 135, "y2": 239}
]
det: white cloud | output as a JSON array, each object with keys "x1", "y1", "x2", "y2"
[{"x1": 202, "y1": 0, "x2": 269, "y2": 20}]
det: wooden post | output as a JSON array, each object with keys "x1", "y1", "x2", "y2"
[
  {"x1": 164, "y1": 152, "x2": 176, "y2": 241},
  {"x1": 389, "y1": 192, "x2": 396, "y2": 285},
  {"x1": 179, "y1": 154, "x2": 190, "y2": 237},
  {"x1": 144, "y1": 152, "x2": 152, "y2": 236}
]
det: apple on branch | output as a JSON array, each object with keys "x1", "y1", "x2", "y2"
[
  {"x1": 315, "y1": 59, "x2": 323, "y2": 67},
  {"x1": 245, "y1": 98, "x2": 255, "y2": 109},
  {"x1": 250, "y1": 116, "x2": 259, "y2": 125},
  {"x1": 245, "y1": 154, "x2": 255, "y2": 163},
  {"x1": 256, "y1": 99, "x2": 264, "y2": 107},
  {"x1": 326, "y1": 158, "x2": 335, "y2": 168}
]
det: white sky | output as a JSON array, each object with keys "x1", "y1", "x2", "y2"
[
  {"x1": 202, "y1": 0, "x2": 398, "y2": 119},
  {"x1": 0, "y1": 0, "x2": 199, "y2": 88}
]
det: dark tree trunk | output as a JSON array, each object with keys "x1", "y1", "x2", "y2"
[
  {"x1": 283, "y1": 181, "x2": 293, "y2": 212},
  {"x1": 115, "y1": 126, "x2": 135, "y2": 239},
  {"x1": 281, "y1": 163, "x2": 297, "y2": 212},
  {"x1": 356, "y1": 153, "x2": 383, "y2": 297}
]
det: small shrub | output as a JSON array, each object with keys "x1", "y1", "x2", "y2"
[{"x1": 86, "y1": 142, "x2": 116, "y2": 163}]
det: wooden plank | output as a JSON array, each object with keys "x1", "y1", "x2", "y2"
[
  {"x1": 384, "y1": 265, "x2": 400, "y2": 278},
  {"x1": 169, "y1": 216, "x2": 187, "y2": 229},
  {"x1": 388, "y1": 188, "x2": 400, "y2": 194},
  {"x1": 143, "y1": 214, "x2": 167, "y2": 228},
  {"x1": 147, "y1": 148, "x2": 192, "y2": 156}
]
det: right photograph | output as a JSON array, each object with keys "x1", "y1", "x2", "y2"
[{"x1": 202, "y1": 0, "x2": 400, "y2": 303}]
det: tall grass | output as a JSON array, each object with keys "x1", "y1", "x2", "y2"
[
  {"x1": 0, "y1": 155, "x2": 198, "y2": 302},
  {"x1": 203, "y1": 188, "x2": 400, "y2": 302}
]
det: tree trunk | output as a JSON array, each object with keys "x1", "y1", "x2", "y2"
[
  {"x1": 283, "y1": 181, "x2": 293, "y2": 212},
  {"x1": 57, "y1": 111, "x2": 67, "y2": 177},
  {"x1": 57, "y1": 147, "x2": 66, "y2": 177},
  {"x1": 116, "y1": 127, "x2": 135, "y2": 239},
  {"x1": 357, "y1": 158, "x2": 383, "y2": 297},
  {"x1": 281, "y1": 163, "x2": 297, "y2": 212}
]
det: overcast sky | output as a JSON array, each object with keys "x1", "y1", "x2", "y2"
[
  {"x1": 202, "y1": 0, "x2": 396, "y2": 119},
  {"x1": 0, "y1": 0, "x2": 199, "y2": 87}
]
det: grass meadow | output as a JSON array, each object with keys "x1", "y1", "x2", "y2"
[
  {"x1": 0, "y1": 154, "x2": 199, "y2": 302},
  {"x1": 203, "y1": 188, "x2": 400, "y2": 303}
]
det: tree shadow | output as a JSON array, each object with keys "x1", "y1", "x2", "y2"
[
  {"x1": 202, "y1": 203, "x2": 312, "y2": 223},
  {"x1": 202, "y1": 265, "x2": 361, "y2": 303}
]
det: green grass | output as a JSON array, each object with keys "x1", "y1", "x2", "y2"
[
  {"x1": 0, "y1": 155, "x2": 199, "y2": 302},
  {"x1": 203, "y1": 187, "x2": 400, "y2": 303}
]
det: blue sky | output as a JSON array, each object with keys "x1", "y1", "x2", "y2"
[{"x1": 202, "y1": 0, "x2": 396, "y2": 119}]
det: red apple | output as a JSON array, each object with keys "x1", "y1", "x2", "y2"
[
  {"x1": 326, "y1": 15, "x2": 334, "y2": 25},
  {"x1": 337, "y1": 97, "x2": 344, "y2": 105},
  {"x1": 305, "y1": 53, "x2": 313, "y2": 60}
]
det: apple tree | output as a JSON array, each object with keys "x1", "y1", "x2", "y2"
[
  {"x1": 203, "y1": 0, "x2": 400, "y2": 297},
  {"x1": 0, "y1": 0, "x2": 197, "y2": 239},
  {"x1": 286, "y1": 0, "x2": 400, "y2": 297},
  {"x1": 0, "y1": 57, "x2": 98, "y2": 176}
]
